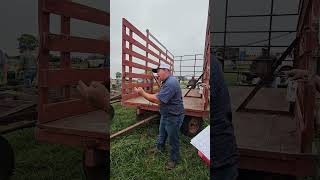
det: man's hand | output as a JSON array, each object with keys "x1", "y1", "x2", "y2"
[
  {"x1": 77, "y1": 80, "x2": 109, "y2": 111},
  {"x1": 133, "y1": 87, "x2": 144, "y2": 95},
  {"x1": 284, "y1": 69, "x2": 311, "y2": 81}
]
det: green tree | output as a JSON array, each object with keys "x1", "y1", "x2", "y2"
[
  {"x1": 17, "y1": 34, "x2": 38, "y2": 52},
  {"x1": 116, "y1": 72, "x2": 121, "y2": 79}
]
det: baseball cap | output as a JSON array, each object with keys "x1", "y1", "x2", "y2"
[{"x1": 152, "y1": 63, "x2": 170, "y2": 73}]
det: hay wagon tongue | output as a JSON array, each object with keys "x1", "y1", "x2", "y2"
[
  {"x1": 119, "y1": 18, "x2": 210, "y2": 138},
  {"x1": 36, "y1": 0, "x2": 110, "y2": 178}
]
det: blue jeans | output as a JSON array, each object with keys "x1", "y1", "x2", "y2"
[{"x1": 156, "y1": 114, "x2": 184, "y2": 161}]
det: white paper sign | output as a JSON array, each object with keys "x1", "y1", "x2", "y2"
[{"x1": 190, "y1": 125, "x2": 210, "y2": 160}]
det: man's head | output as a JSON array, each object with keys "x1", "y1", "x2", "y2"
[{"x1": 152, "y1": 63, "x2": 171, "y2": 81}]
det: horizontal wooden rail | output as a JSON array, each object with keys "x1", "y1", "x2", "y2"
[
  {"x1": 38, "y1": 68, "x2": 108, "y2": 87},
  {"x1": 43, "y1": 0, "x2": 109, "y2": 26},
  {"x1": 44, "y1": 34, "x2": 109, "y2": 55},
  {"x1": 42, "y1": 99, "x2": 97, "y2": 123}
]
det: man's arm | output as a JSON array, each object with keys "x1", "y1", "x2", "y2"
[
  {"x1": 134, "y1": 87, "x2": 160, "y2": 104},
  {"x1": 140, "y1": 91, "x2": 160, "y2": 104}
]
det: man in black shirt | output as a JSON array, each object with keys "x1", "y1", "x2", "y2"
[{"x1": 211, "y1": 52, "x2": 239, "y2": 180}]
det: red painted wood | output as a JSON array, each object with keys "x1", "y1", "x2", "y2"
[
  {"x1": 122, "y1": 60, "x2": 152, "y2": 71},
  {"x1": 123, "y1": 48, "x2": 159, "y2": 66},
  {"x1": 124, "y1": 33, "x2": 172, "y2": 66},
  {"x1": 38, "y1": 68, "x2": 109, "y2": 87},
  {"x1": 125, "y1": 72, "x2": 152, "y2": 79},
  {"x1": 125, "y1": 83, "x2": 157, "y2": 89},
  {"x1": 43, "y1": 0, "x2": 109, "y2": 26},
  {"x1": 43, "y1": 99, "x2": 97, "y2": 123},
  {"x1": 38, "y1": 0, "x2": 50, "y2": 124},
  {"x1": 36, "y1": 128, "x2": 109, "y2": 150},
  {"x1": 37, "y1": 0, "x2": 110, "y2": 150},
  {"x1": 45, "y1": 34, "x2": 109, "y2": 55},
  {"x1": 60, "y1": 15, "x2": 71, "y2": 99},
  {"x1": 122, "y1": 18, "x2": 174, "y2": 65}
]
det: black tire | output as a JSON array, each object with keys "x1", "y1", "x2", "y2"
[
  {"x1": 82, "y1": 150, "x2": 109, "y2": 180},
  {"x1": 181, "y1": 116, "x2": 203, "y2": 137},
  {"x1": 0, "y1": 136, "x2": 14, "y2": 180}
]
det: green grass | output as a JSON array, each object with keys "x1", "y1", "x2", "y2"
[
  {"x1": 2, "y1": 103, "x2": 209, "y2": 179},
  {"x1": 4, "y1": 128, "x2": 84, "y2": 180},
  {"x1": 110, "y1": 103, "x2": 209, "y2": 180}
]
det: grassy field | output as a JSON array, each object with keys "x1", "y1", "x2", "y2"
[
  {"x1": 4, "y1": 128, "x2": 84, "y2": 180},
  {"x1": 2, "y1": 102, "x2": 209, "y2": 179},
  {"x1": 110, "y1": 103, "x2": 209, "y2": 180}
]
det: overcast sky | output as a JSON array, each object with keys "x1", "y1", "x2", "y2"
[
  {"x1": 110, "y1": 0, "x2": 209, "y2": 78},
  {"x1": 0, "y1": 0, "x2": 108, "y2": 55}
]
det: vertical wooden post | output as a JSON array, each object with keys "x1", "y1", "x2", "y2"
[
  {"x1": 146, "y1": 30, "x2": 149, "y2": 92},
  {"x1": 121, "y1": 20, "x2": 126, "y2": 98},
  {"x1": 60, "y1": 13, "x2": 71, "y2": 99},
  {"x1": 129, "y1": 30, "x2": 133, "y2": 92},
  {"x1": 38, "y1": 0, "x2": 50, "y2": 123}
]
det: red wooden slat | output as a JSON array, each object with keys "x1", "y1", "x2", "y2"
[
  {"x1": 38, "y1": 0, "x2": 50, "y2": 124},
  {"x1": 61, "y1": 15, "x2": 71, "y2": 99},
  {"x1": 124, "y1": 34, "x2": 172, "y2": 66},
  {"x1": 121, "y1": 93, "x2": 140, "y2": 101},
  {"x1": 123, "y1": 48, "x2": 159, "y2": 66},
  {"x1": 125, "y1": 83, "x2": 156, "y2": 89},
  {"x1": 38, "y1": 68, "x2": 109, "y2": 87},
  {"x1": 43, "y1": 99, "x2": 97, "y2": 123},
  {"x1": 36, "y1": 129, "x2": 109, "y2": 150},
  {"x1": 44, "y1": 0, "x2": 109, "y2": 26},
  {"x1": 123, "y1": 60, "x2": 152, "y2": 71},
  {"x1": 125, "y1": 72, "x2": 152, "y2": 79},
  {"x1": 45, "y1": 34, "x2": 109, "y2": 55}
]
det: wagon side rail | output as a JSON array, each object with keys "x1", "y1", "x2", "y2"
[
  {"x1": 38, "y1": 0, "x2": 109, "y2": 124},
  {"x1": 121, "y1": 18, "x2": 174, "y2": 103}
]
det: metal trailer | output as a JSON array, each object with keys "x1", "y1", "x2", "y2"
[
  {"x1": 117, "y1": 18, "x2": 210, "y2": 137},
  {"x1": 36, "y1": 0, "x2": 109, "y2": 178},
  {"x1": 210, "y1": 0, "x2": 319, "y2": 177}
]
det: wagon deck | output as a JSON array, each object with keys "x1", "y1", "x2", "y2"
[
  {"x1": 123, "y1": 89, "x2": 209, "y2": 117},
  {"x1": 229, "y1": 86, "x2": 317, "y2": 176}
]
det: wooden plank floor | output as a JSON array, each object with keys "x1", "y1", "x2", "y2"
[
  {"x1": 228, "y1": 86, "x2": 299, "y2": 153},
  {"x1": 41, "y1": 110, "x2": 109, "y2": 136},
  {"x1": 124, "y1": 89, "x2": 205, "y2": 111}
]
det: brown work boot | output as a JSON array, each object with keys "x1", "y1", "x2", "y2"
[{"x1": 165, "y1": 160, "x2": 176, "y2": 170}]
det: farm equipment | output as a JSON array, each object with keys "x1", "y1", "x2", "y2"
[
  {"x1": 114, "y1": 18, "x2": 210, "y2": 138},
  {"x1": 36, "y1": 0, "x2": 109, "y2": 179},
  {"x1": 210, "y1": 0, "x2": 319, "y2": 177}
]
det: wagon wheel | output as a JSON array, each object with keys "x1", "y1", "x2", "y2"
[
  {"x1": 181, "y1": 116, "x2": 203, "y2": 137},
  {"x1": 0, "y1": 136, "x2": 14, "y2": 180},
  {"x1": 82, "y1": 149, "x2": 109, "y2": 180}
]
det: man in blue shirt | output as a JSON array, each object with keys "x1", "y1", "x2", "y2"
[{"x1": 134, "y1": 63, "x2": 184, "y2": 170}]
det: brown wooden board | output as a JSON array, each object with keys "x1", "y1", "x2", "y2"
[
  {"x1": 228, "y1": 86, "x2": 317, "y2": 176},
  {"x1": 37, "y1": 110, "x2": 109, "y2": 150},
  {"x1": 122, "y1": 89, "x2": 209, "y2": 117}
]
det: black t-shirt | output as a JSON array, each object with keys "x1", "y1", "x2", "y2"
[{"x1": 210, "y1": 54, "x2": 239, "y2": 169}]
